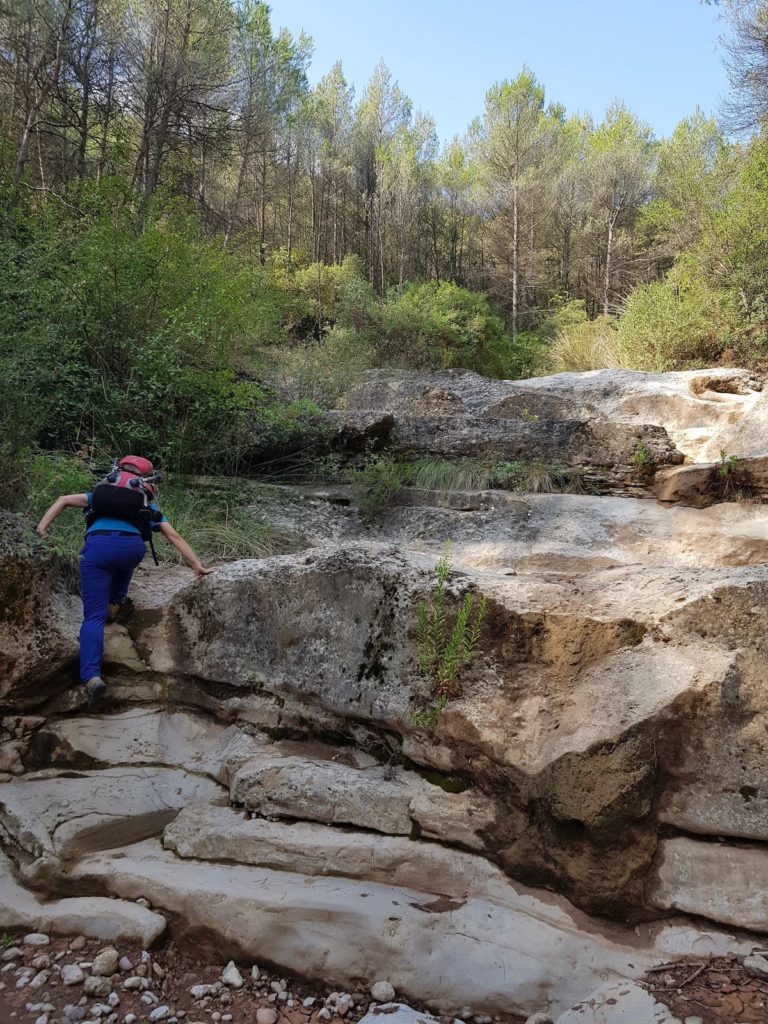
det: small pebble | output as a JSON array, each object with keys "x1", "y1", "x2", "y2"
[
  {"x1": 108, "y1": 992, "x2": 120, "y2": 1007},
  {"x1": 136, "y1": 898, "x2": 150, "y2": 908},
  {"x1": 317, "y1": 1010, "x2": 332, "y2": 1023},
  {"x1": 92, "y1": 949, "x2": 119, "y2": 978},
  {"x1": 190, "y1": 984, "x2": 215, "y2": 999},
  {"x1": 122, "y1": 976, "x2": 147, "y2": 991},
  {"x1": 251, "y1": 965, "x2": 260, "y2": 982},
  {"x1": 371, "y1": 981, "x2": 396, "y2": 1003},
  {"x1": 1, "y1": 947, "x2": 21, "y2": 961},
  {"x1": 221, "y1": 961, "x2": 243, "y2": 989},
  {"x1": 303, "y1": 998, "x2": 316, "y2": 1009},
  {"x1": 61, "y1": 964, "x2": 85, "y2": 986},
  {"x1": 256, "y1": 1010, "x2": 278, "y2": 1024},
  {"x1": 118, "y1": 957, "x2": 133, "y2": 973},
  {"x1": 24, "y1": 934, "x2": 51, "y2": 947},
  {"x1": 31, "y1": 954, "x2": 51, "y2": 969},
  {"x1": 69, "y1": 937, "x2": 87, "y2": 952},
  {"x1": 148, "y1": 1007, "x2": 169, "y2": 1022},
  {"x1": 84, "y1": 976, "x2": 112, "y2": 998},
  {"x1": 124, "y1": 1016, "x2": 137, "y2": 1024},
  {"x1": 34, "y1": 1016, "x2": 49, "y2": 1024},
  {"x1": 63, "y1": 1007, "x2": 86, "y2": 1022}
]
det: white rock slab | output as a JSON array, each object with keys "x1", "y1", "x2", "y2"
[
  {"x1": 556, "y1": 981, "x2": 682, "y2": 1023},
  {"x1": 651, "y1": 836, "x2": 768, "y2": 932},
  {"x1": 0, "y1": 767, "x2": 225, "y2": 861},
  {"x1": 230, "y1": 753, "x2": 495, "y2": 849},
  {"x1": 358, "y1": 1006, "x2": 437, "y2": 1024},
  {"x1": 66, "y1": 839, "x2": 752, "y2": 1018},
  {"x1": 45, "y1": 708, "x2": 263, "y2": 783},
  {"x1": 0, "y1": 851, "x2": 165, "y2": 945},
  {"x1": 163, "y1": 804, "x2": 501, "y2": 894}
]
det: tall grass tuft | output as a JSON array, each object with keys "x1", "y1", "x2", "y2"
[{"x1": 547, "y1": 316, "x2": 620, "y2": 373}]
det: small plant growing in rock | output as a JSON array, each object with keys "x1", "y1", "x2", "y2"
[
  {"x1": 519, "y1": 407, "x2": 540, "y2": 422},
  {"x1": 718, "y1": 449, "x2": 738, "y2": 497},
  {"x1": 349, "y1": 455, "x2": 404, "y2": 518},
  {"x1": 632, "y1": 439, "x2": 648, "y2": 469},
  {"x1": 412, "y1": 546, "x2": 487, "y2": 731}
]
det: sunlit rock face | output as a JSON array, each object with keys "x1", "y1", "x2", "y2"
[{"x1": 4, "y1": 366, "x2": 768, "y2": 1018}]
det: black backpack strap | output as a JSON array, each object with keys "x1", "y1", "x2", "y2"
[{"x1": 148, "y1": 530, "x2": 160, "y2": 566}]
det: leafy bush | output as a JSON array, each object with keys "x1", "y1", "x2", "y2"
[
  {"x1": 615, "y1": 269, "x2": 730, "y2": 370},
  {"x1": 349, "y1": 456, "x2": 405, "y2": 518}
]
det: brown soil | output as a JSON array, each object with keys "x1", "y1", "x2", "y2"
[
  {"x1": 0, "y1": 932, "x2": 526, "y2": 1024},
  {"x1": 646, "y1": 954, "x2": 768, "y2": 1023}
]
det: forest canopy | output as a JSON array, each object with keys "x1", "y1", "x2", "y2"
[{"x1": 2, "y1": 0, "x2": 767, "y2": 485}]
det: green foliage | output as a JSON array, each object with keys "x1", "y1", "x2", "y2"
[
  {"x1": 615, "y1": 269, "x2": 730, "y2": 371},
  {"x1": 347, "y1": 455, "x2": 581, "y2": 518},
  {"x1": 718, "y1": 449, "x2": 739, "y2": 498},
  {"x1": 21, "y1": 452, "x2": 93, "y2": 559},
  {"x1": 632, "y1": 440, "x2": 649, "y2": 470},
  {"x1": 408, "y1": 458, "x2": 494, "y2": 492},
  {"x1": 412, "y1": 547, "x2": 487, "y2": 729},
  {"x1": 0, "y1": 183, "x2": 292, "y2": 472},
  {"x1": 154, "y1": 484, "x2": 290, "y2": 563},
  {"x1": 349, "y1": 456, "x2": 405, "y2": 518},
  {"x1": 546, "y1": 312, "x2": 619, "y2": 372},
  {"x1": 333, "y1": 278, "x2": 517, "y2": 377}
]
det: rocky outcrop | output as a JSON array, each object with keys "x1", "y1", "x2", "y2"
[
  {"x1": 338, "y1": 367, "x2": 765, "y2": 462},
  {"x1": 7, "y1": 366, "x2": 768, "y2": 1020},
  {"x1": 0, "y1": 512, "x2": 79, "y2": 711}
]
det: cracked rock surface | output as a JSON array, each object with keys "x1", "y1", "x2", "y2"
[{"x1": 6, "y1": 367, "x2": 768, "y2": 1021}]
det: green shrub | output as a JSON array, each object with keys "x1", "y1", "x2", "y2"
[
  {"x1": 615, "y1": 269, "x2": 730, "y2": 370},
  {"x1": 22, "y1": 452, "x2": 93, "y2": 559},
  {"x1": 349, "y1": 456, "x2": 405, "y2": 518}
]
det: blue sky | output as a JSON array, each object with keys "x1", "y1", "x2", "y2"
[{"x1": 267, "y1": 0, "x2": 731, "y2": 142}]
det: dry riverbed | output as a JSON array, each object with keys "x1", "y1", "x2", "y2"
[{"x1": 0, "y1": 931, "x2": 526, "y2": 1024}]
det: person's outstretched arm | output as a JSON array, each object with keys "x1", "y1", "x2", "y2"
[
  {"x1": 36, "y1": 493, "x2": 88, "y2": 536},
  {"x1": 157, "y1": 521, "x2": 216, "y2": 580}
]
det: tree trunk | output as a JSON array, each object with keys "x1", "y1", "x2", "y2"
[
  {"x1": 603, "y1": 214, "x2": 614, "y2": 316},
  {"x1": 511, "y1": 183, "x2": 519, "y2": 341},
  {"x1": 561, "y1": 225, "x2": 571, "y2": 292}
]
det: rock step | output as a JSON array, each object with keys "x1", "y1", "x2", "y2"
[
  {"x1": 0, "y1": 850, "x2": 165, "y2": 945},
  {"x1": 64, "y1": 837, "x2": 753, "y2": 1019},
  {"x1": 163, "y1": 803, "x2": 504, "y2": 894}
]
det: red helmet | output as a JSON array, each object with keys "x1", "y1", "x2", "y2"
[{"x1": 118, "y1": 455, "x2": 154, "y2": 476}]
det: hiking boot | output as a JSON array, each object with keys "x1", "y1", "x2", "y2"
[
  {"x1": 83, "y1": 676, "x2": 107, "y2": 705},
  {"x1": 106, "y1": 603, "x2": 121, "y2": 623}
]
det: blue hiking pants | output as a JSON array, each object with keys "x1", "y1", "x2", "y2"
[{"x1": 79, "y1": 532, "x2": 146, "y2": 682}]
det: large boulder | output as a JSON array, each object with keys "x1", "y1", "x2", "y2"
[
  {"x1": 337, "y1": 367, "x2": 765, "y2": 462},
  {"x1": 114, "y1": 543, "x2": 760, "y2": 917},
  {"x1": 0, "y1": 512, "x2": 80, "y2": 711}
]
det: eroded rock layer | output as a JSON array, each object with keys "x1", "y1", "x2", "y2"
[{"x1": 5, "y1": 366, "x2": 768, "y2": 1018}]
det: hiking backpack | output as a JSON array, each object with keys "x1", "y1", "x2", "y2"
[{"x1": 85, "y1": 468, "x2": 163, "y2": 563}]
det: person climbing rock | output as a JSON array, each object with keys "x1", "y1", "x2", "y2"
[{"x1": 35, "y1": 455, "x2": 215, "y2": 703}]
